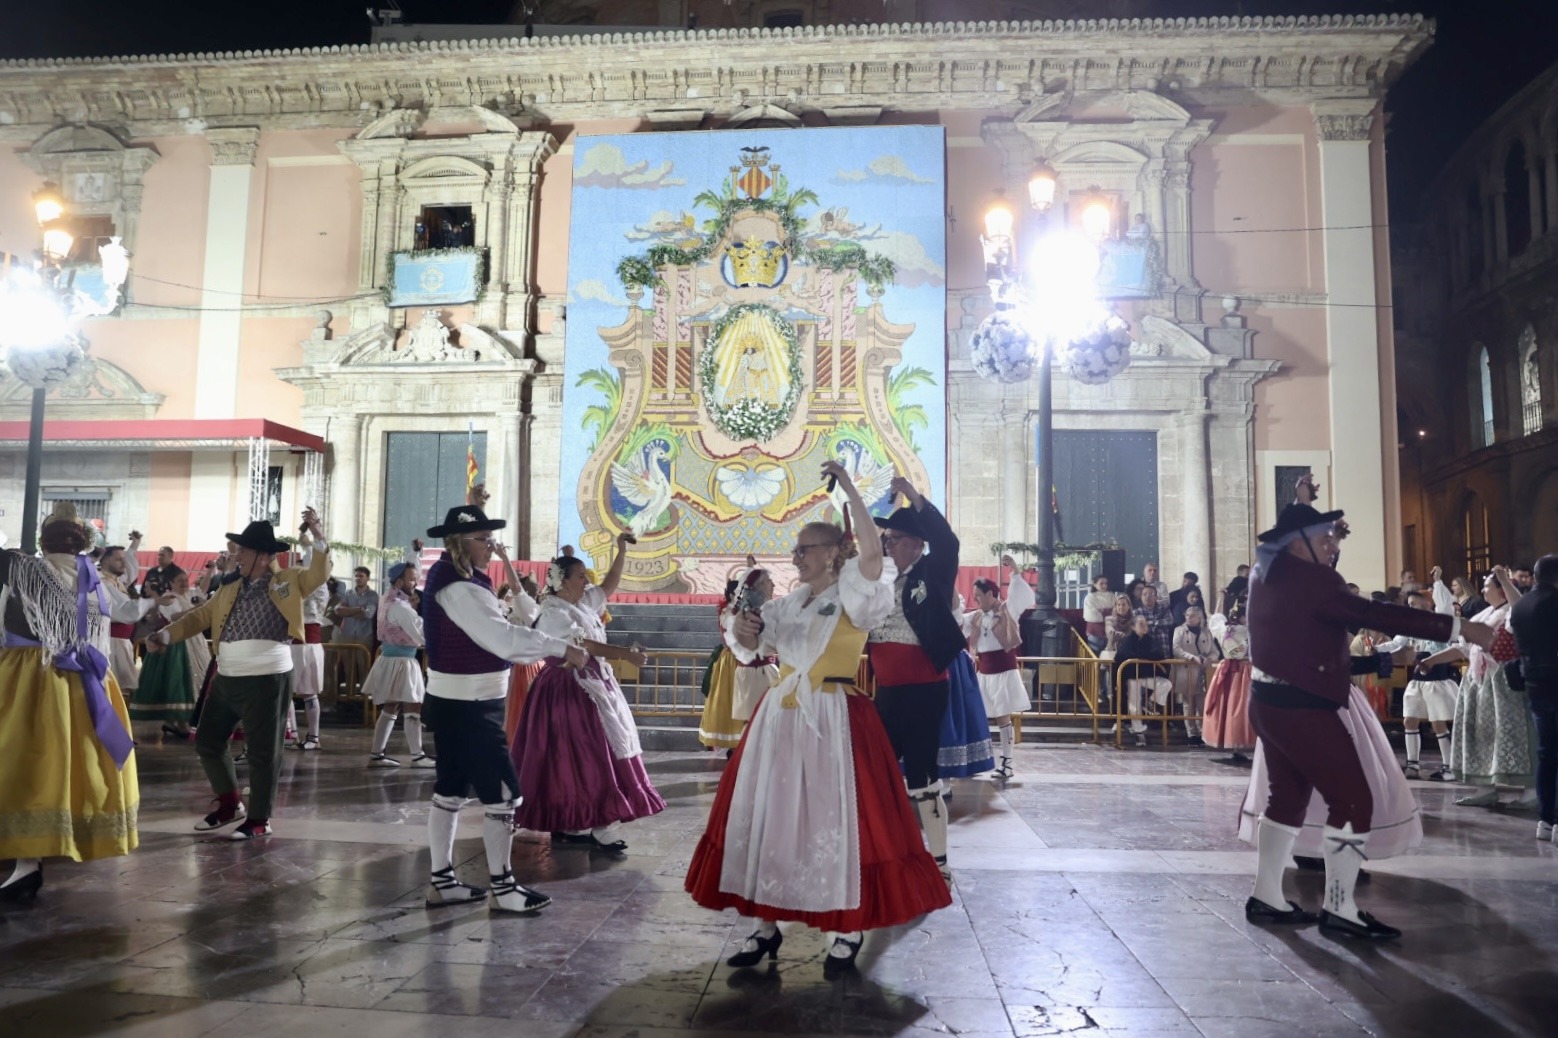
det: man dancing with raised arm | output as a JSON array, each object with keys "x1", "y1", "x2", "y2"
[
  {"x1": 869, "y1": 476, "x2": 965, "y2": 879},
  {"x1": 151, "y1": 509, "x2": 330, "y2": 841},
  {"x1": 419, "y1": 504, "x2": 586, "y2": 914},
  {"x1": 1243, "y1": 503, "x2": 1493, "y2": 939}
]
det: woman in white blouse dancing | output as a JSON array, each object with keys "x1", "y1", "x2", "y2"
[{"x1": 685, "y1": 461, "x2": 952, "y2": 979}]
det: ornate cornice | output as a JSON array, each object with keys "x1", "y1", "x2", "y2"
[
  {"x1": 206, "y1": 126, "x2": 260, "y2": 166},
  {"x1": 0, "y1": 16, "x2": 1433, "y2": 135},
  {"x1": 1311, "y1": 100, "x2": 1378, "y2": 142}
]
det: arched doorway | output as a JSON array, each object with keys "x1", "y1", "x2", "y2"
[{"x1": 1459, "y1": 491, "x2": 1492, "y2": 577}]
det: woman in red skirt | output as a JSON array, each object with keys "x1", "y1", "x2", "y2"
[{"x1": 685, "y1": 462, "x2": 951, "y2": 979}]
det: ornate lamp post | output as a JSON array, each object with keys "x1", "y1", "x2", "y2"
[
  {"x1": 970, "y1": 165, "x2": 1131, "y2": 649},
  {"x1": 0, "y1": 182, "x2": 129, "y2": 551}
]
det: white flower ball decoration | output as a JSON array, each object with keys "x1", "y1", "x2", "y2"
[
  {"x1": 7, "y1": 338, "x2": 88, "y2": 390},
  {"x1": 969, "y1": 311, "x2": 1037, "y2": 384},
  {"x1": 1063, "y1": 321, "x2": 1133, "y2": 385}
]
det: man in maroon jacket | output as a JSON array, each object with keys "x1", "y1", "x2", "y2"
[{"x1": 1244, "y1": 503, "x2": 1494, "y2": 940}]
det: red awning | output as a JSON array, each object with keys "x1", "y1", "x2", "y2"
[{"x1": 0, "y1": 419, "x2": 324, "y2": 453}]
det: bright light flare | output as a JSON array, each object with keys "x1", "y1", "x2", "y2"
[
  {"x1": 0, "y1": 273, "x2": 73, "y2": 352},
  {"x1": 32, "y1": 184, "x2": 64, "y2": 226},
  {"x1": 983, "y1": 198, "x2": 1015, "y2": 241},
  {"x1": 1017, "y1": 230, "x2": 1111, "y2": 347},
  {"x1": 1081, "y1": 196, "x2": 1113, "y2": 241}
]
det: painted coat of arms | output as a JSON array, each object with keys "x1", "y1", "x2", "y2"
[{"x1": 559, "y1": 127, "x2": 947, "y2": 592}]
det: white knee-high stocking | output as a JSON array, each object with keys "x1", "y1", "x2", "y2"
[
  {"x1": 428, "y1": 793, "x2": 463, "y2": 874},
  {"x1": 1322, "y1": 823, "x2": 1368, "y2": 925},
  {"x1": 1252, "y1": 816, "x2": 1300, "y2": 910},
  {"x1": 404, "y1": 713, "x2": 425, "y2": 755},
  {"x1": 482, "y1": 803, "x2": 517, "y2": 876},
  {"x1": 371, "y1": 710, "x2": 397, "y2": 754},
  {"x1": 303, "y1": 697, "x2": 321, "y2": 738}
]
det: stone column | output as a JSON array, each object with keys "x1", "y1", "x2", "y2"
[
  {"x1": 195, "y1": 127, "x2": 260, "y2": 418},
  {"x1": 330, "y1": 414, "x2": 364, "y2": 548},
  {"x1": 1002, "y1": 408, "x2": 1029, "y2": 543},
  {"x1": 1544, "y1": 147, "x2": 1558, "y2": 234},
  {"x1": 502, "y1": 134, "x2": 560, "y2": 332},
  {"x1": 1177, "y1": 409, "x2": 1212, "y2": 589},
  {"x1": 1528, "y1": 153, "x2": 1545, "y2": 242},
  {"x1": 1493, "y1": 186, "x2": 1509, "y2": 263},
  {"x1": 1311, "y1": 101, "x2": 1389, "y2": 591},
  {"x1": 183, "y1": 128, "x2": 260, "y2": 549},
  {"x1": 498, "y1": 409, "x2": 524, "y2": 548}
]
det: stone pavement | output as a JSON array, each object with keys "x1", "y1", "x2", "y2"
[{"x1": 2, "y1": 726, "x2": 1556, "y2": 1037}]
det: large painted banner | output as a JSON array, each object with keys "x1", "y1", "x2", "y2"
[{"x1": 559, "y1": 126, "x2": 946, "y2": 592}]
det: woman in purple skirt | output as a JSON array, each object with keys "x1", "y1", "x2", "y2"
[{"x1": 511, "y1": 532, "x2": 664, "y2": 851}]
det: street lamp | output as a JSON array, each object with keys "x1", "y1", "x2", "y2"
[
  {"x1": 0, "y1": 187, "x2": 129, "y2": 552},
  {"x1": 968, "y1": 173, "x2": 1132, "y2": 652}
]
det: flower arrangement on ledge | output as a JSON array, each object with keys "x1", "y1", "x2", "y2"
[
  {"x1": 278, "y1": 535, "x2": 406, "y2": 564},
  {"x1": 990, "y1": 540, "x2": 1117, "y2": 575}
]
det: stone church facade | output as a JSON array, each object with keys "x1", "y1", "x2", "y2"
[{"x1": 0, "y1": 14, "x2": 1429, "y2": 592}]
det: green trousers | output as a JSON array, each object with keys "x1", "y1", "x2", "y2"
[{"x1": 195, "y1": 670, "x2": 293, "y2": 821}]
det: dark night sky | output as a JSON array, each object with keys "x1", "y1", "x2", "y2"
[{"x1": 1, "y1": 1, "x2": 1554, "y2": 214}]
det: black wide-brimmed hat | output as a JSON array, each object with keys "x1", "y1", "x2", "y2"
[
  {"x1": 874, "y1": 506, "x2": 926, "y2": 540},
  {"x1": 427, "y1": 505, "x2": 507, "y2": 539},
  {"x1": 1257, "y1": 503, "x2": 1345, "y2": 544},
  {"x1": 226, "y1": 520, "x2": 291, "y2": 555}
]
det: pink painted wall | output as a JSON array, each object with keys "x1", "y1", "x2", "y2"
[
  {"x1": 147, "y1": 452, "x2": 192, "y2": 549},
  {"x1": 1245, "y1": 306, "x2": 1331, "y2": 451},
  {"x1": 0, "y1": 146, "x2": 39, "y2": 258},
  {"x1": 76, "y1": 318, "x2": 201, "y2": 419},
  {"x1": 253, "y1": 131, "x2": 361, "y2": 301},
  {"x1": 235, "y1": 318, "x2": 308, "y2": 422},
  {"x1": 131, "y1": 135, "x2": 209, "y2": 310}
]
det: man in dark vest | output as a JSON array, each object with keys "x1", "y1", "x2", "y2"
[
  {"x1": 1510, "y1": 554, "x2": 1558, "y2": 842},
  {"x1": 419, "y1": 505, "x2": 585, "y2": 914},
  {"x1": 1244, "y1": 503, "x2": 1494, "y2": 940},
  {"x1": 869, "y1": 476, "x2": 965, "y2": 879}
]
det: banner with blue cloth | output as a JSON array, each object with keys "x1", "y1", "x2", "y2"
[{"x1": 388, "y1": 249, "x2": 484, "y2": 307}]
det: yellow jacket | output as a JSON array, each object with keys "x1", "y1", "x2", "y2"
[{"x1": 163, "y1": 547, "x2": 331, "y2": 649}]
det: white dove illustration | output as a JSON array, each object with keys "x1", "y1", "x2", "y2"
[{"x1": 610, "y1": 441, "x2": 673, "y2": 537}]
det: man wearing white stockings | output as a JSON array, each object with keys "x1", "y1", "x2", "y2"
[
  {"x1": 1244, "y1": 504, "x2": 1491, "y2": 940},
  {"x1": 1375, "y1": 583, "x2": 1460, "y2": 781},
  {"x1": 967, "y1": 554, "x2": 1034, "y2": 780},
  {"x1": 870, "y1": 477, "x2": 965, "y2": 880},
  {"x1": 365, "y1": 542, "x2": 432, "y2": 768},
  {"x1": 288, "y1": 531, "x2": 329, "y2": 752},
  {"x1": 419, "y1": 505, "x2": 585, "y2": 914}
]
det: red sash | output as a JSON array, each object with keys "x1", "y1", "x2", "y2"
[
  {"x1": 868, "y1": 642, "x2": 946, "y2": 686},
  {"x1": 740, "y1": 655, "x2": 777, "y2": 669},
  {"x1": 109, "y1": 622, "x2": 136, "y2": 640},
  {"x1": 304, "y1": 623, "x2": 322, "y2": 645},
  {"x1": 977, "y1": 648, "x2": 1020, "y2": 675}
]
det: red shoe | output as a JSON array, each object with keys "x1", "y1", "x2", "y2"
[{"x1": 194, "y1": 798, "x2": 246, "y2": 831}]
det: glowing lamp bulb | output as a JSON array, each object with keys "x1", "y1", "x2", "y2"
[
  {"x1": 983, "y1": 199, "x2": 1015, "y2": 241},
  {"x1": 1027, "y1": 161, "x2": 1057, "y2": 212},
  {"x1": 41, "y1": 224, "x2": 75, "y2": 263},
  {"x1": 33, "y1": 184, "x2": 64, "y2": 227},
  {"x1": 1081, "y1": 195, "x2": 1113, "y2": 241}
]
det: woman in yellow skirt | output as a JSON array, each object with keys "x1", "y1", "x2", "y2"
[
  {"x1": 699, "y1": 580, "x2": 746, "y2": 752},
  {"x1": 0, "y1": 505, "x2": 141, "y2": 901}
]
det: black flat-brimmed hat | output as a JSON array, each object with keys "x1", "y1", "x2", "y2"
[
  {"x1": 427, "y1": 505, "x2": 506, "y2": 539},
  {"x1": 226, "y1": 520, "x2": 290, "y2": 555},
  {"x1": 873, "y1": 506, "x2": 926, "y2": 539},
  {"x1": 1257, "y1": 503, "x2": 1345, "y2": 544}
]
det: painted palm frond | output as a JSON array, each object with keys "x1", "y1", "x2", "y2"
[
  {"x1": 576, "y1": 367, "x2": 623, "y2": 451},
  {"x1": 886, "y1": 365, "x2": 937, "y2": 451}
]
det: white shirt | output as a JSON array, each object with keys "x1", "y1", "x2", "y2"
[
  {"x1": 382, "y1": 594, "x2": 424, "y2": 646},
  {"x1": 964, "y1": 570, "x2": 1036, "y2": 653},
  {"x1": 427, "y1": 580, "x2": 571, "y2": 702},
  {"x1": 507, "y1": 588, "x2": 541, "y2": 627},
  {"x1": 732, "y1": 558, "x2": 897, "y2": 666}
]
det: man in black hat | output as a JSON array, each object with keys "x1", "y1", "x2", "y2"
[
  {"x1": 151, "y1": 509, "x2": 330, "y2": 841},
  {"x1": 419, "y1": 504, "x2": 586, "y2": 914},
  {"x1": 869, "y1": 476, "x2": 964, "y2": 879},
  {"x1": 1243, "y1": 502, "x2": 1494, "y2": 940}
]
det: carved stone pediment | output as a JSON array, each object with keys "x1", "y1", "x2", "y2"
[
  {"x1": 725, "y1": 103, "x2": 803, "y2": 128},
  {"x1": 1132, "y1": 314, "x2": 1215, "y2": 360},
  {"x1": 0, "y1": 356, "x2": 164, "y2": 419},
  {"x1": 308, "y1": 316, "x2": 528, "y2": 368}
]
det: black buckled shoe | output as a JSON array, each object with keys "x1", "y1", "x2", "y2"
[
  {"x1": 1319, "y1": 909, "x2": 1401, "y2": 941},
  {"x1": 822, "y1": 933, "x2": 863, "y2": 979},
  {"x1": 726, "y1": 928, "x2": 783, "y2": 968},
  {"x1": 1244, "y1": 897, "x2": 1319, "y2": 924},
  {"x1": 489, "y1": 869, "x2": 551, "y2": 914}
]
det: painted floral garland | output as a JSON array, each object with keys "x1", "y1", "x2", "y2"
[{"x1": 699, "y1": 302, "x2": 804, "y2": 442}]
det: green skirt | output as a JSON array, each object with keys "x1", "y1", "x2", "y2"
[{"x1": 130, "y1": 641, "x2": 196, "y2": 720}]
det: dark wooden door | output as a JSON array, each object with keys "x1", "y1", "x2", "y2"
[
  {"x1": 382, "y1": 432, "x2": 487, "y2": 555},
  {"x1": 1050, "y1": 429, "x2": 1159, "y2": 577}
]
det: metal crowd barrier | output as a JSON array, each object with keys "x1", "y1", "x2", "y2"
[{"x1": 1108, "y1": 657, "x2": 1212, "y2": 749}]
